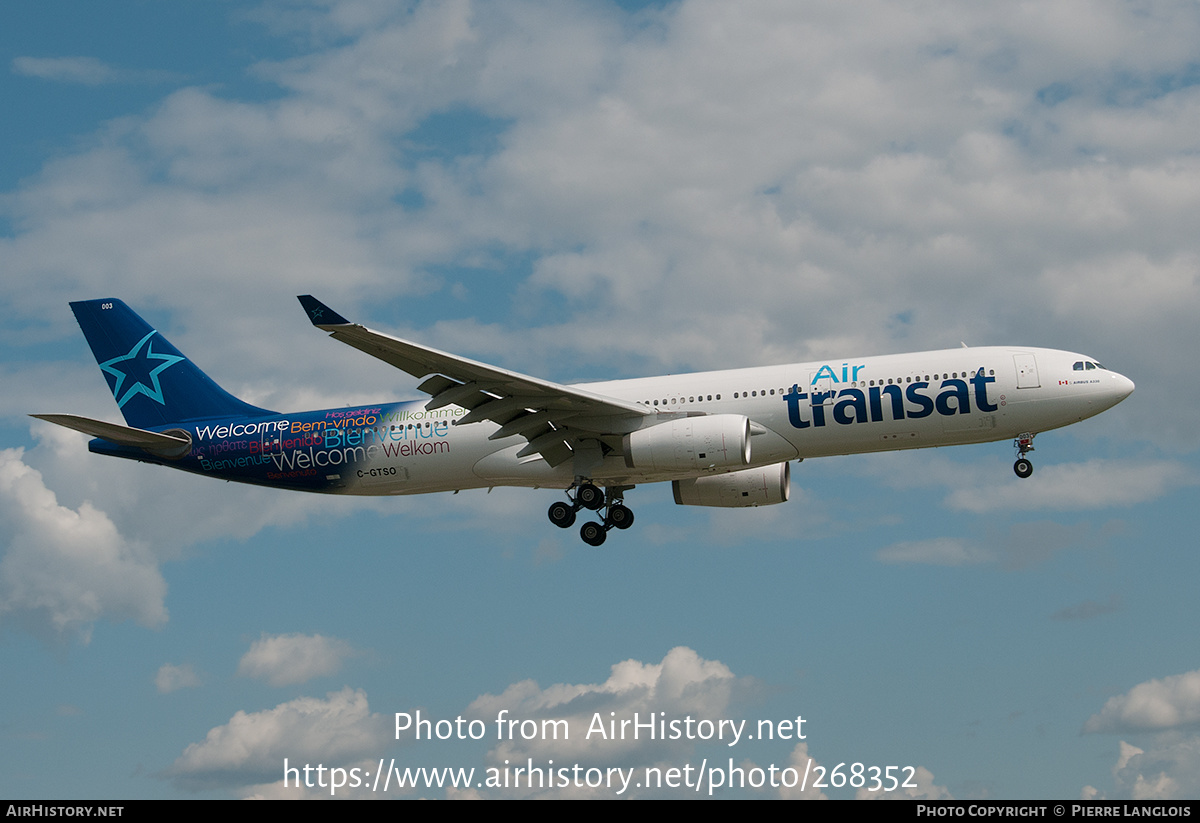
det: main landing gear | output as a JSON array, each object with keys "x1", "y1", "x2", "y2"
[
  {"x1": 547, "y1": 481, "x2": 635, "y2": 546},
  {"x1": 1013, "y1": 432, "x2": 1035, "y2": 479}
]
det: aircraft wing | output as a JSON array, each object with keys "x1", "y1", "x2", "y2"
[{"x1": 297, "y1": 296, "x2": 651, "y2": 467}]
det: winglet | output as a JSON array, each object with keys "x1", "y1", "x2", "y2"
[{"x1": 297, "y1": 295, "x2": 352, "y2": 328}]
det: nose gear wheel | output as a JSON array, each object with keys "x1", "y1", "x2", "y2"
[{"x1": 1013, "y1": 433, "x2": 1036, "y2": 478}]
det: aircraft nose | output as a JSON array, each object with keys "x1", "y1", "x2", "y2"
[{"x1": 1109, "y1": 371, "x2": 1135, "y2": 403}]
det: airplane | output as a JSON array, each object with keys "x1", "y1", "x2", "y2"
[{"x1": 33, "y1": 297, "x2": 1135, "y2": 545}]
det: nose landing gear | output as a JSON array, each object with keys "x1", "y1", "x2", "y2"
[{"x1": 1013, "y1": 433, "x2": 1035, "y2": 478}]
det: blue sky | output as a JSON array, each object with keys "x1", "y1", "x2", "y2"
[{"x1": 2, "y1": 0, "x2": 1198, "y2": 799}]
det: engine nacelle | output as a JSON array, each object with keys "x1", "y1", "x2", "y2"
[
  {"x1": 672, "y1": 462, "x2": 791, "y2": 508},
  {"x1": 623, "y1": 414, "x2": 751, "y2": 472}
]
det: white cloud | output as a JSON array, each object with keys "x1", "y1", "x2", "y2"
[
  {"x1": 12, "y1": 56, "x2": 120, "y2": 85},
  {"x1": 1088, "y1": 738, "x2": 1200, "y2": 801},
  {"x1": 467, "y1": 646, "x2": 745, "y2": 765},
  {"x1": 5, "y1": 0, "x2": 1199, "y2": 392},
  {"x1": 23, "y1": 421, "x2": 359, "y2": 566},
  {"x1": 165, "y1": 687, "x2": 387, "y2": 792},
  {"x1": 455, "y1": 646, "x2": 753, "y2": 796},
  {"x1": 856, "y1": 764, "x2": 952, "y2": 800},
  {"x1": 873, "y1": 521, "x2": 1101, "y2": 570},
  {"x1": 876, "y1": 537, "x2": 988, "y2": 566},
  {"x1": 237, "y1": 633, "x2": 358, "y2": 687},
  {"x1": 11, "y1": 56, "x2": 177, "y2": 87},
  {"x1": 156, "y1": 663, "x2": 202, "y2": 694},
  {"x1": 945, "y1": 460, "x2": 1191, "y2": 513},
  {"x1": 775, "y1": 743, "x2": 828, "y2": 801},
  {"x1": 238, "y1": 757, "x2": 386, "y2": 800},
  {"x1": 1084, "y1": 669, "x2": 1200, "y2": 734},
  {"x1": 1083, "y1": 670, "x2": 1200, "y2": 799},
  {"x1": 0, "y1": 447, "x2": 167, "y2": 642}
]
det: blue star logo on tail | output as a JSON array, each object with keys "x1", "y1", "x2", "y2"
[{"x1": 99, "y1": 331, "x2": 185, "y2": 408}]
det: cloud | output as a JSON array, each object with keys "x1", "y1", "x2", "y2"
[
  {"x1": 23, "y1": 421, "x2": 356, "y2": 570},
  {"x1": 859, "y1": 452, "x2": 1188, "y2": 516},
  {"x1": 164, "y1": 687, "x2": 387, "y2": 792},
  {"x1": 876, "y1": 537, "x2": 989, "y2": 566},
  {"x1": 156, "y1": 663, "x2": 203, "y2": 694},
  {"x1": 1082, "y1": 668, "x2": 1200, "y2": 797},
  {"x1": 466, "y1": 646, "x2": 746, "y2": 766},
  {"x1": 451, "y1": 646, "x2": 759, "y2": 796},
  {"x1": 775, "y1": 743, "x2": 829, "y2": 800},
  {"x1": 3, "y1": 0, "x2": 1198, "y2": 470},
  {"x1": 12, "y1": 56, "x2": 179, "y2": 87},
  {"x1": 944, "y1": 460, "x2": 1192, "y2": 514},
  {"x1": 12, "y1": 56, "x2": 121, "y2": 85},
  {"x1": 0, "y1": 447, "x2": 167, "y2": 642},
  {"x1": 856, "y1": 764, "x2": 952, "y2": 800},
  {"x1": 1051, "y1": 595, "x2": 1122, "y2": 621},
  {"x1": 5, "y1": 0, "x2": 1198, "y2": 390},
  {"x1": 1084, "y1": 669, "x2": 1200, "y2": 734},
  {"x1": 874, "y1": 521, "x2": 1101, "y2": 570},
  {"x1": 1088, "y1": 738, "x2": 1200, "y2": 801},
  {"x1": 237, "y1": 633, "x2": 358, "y2": 687}
]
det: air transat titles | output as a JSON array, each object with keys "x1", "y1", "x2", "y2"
[{"x1": 784, "y1": 371, "x2": 997, "y2": 429}]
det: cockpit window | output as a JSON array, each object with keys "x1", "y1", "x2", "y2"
[
  {"x1": 1085, "y1": 362, "x2": 1096, "y2": 370},
  {"x1": 1073, "y1": 361, "x2": 1084, "y2": 371}
]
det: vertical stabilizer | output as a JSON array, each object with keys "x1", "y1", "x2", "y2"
[{"x1": 70, "y1": 299, "x2": 275, "y2": 428}]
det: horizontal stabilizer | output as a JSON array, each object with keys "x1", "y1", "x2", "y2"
[{"x1": 30, "y1": 414, "x2": 192, "y2": 457}]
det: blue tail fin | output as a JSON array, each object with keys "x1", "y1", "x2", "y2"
[{"x1": 71, "y1": 299, "x2": 275, "y2": 428}]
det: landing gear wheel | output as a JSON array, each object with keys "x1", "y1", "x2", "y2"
[
  {"x1": 548, "y1": 501, "x2": 576, "y2": 529},
  {"x1": 608, "y1": 504, "x2": 634, "y2": 530},
  {"x1": 1014, "y1": 458, "x2": 1033, "y2": 479},
  {"x1": 580, "y1": 521, "x2": 607, "y2": 546},
  {"x1": 576, "y1": 483, "x2": 604, "y2": 510}
]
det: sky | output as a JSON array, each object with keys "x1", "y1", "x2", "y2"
[{"x1": 1, "y1": 0, "x2": 1198, "y2": 800}]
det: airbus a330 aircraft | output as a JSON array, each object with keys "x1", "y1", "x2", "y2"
[{"x1": 34, "y1": 297, "x2": 1134, "y2": 545}]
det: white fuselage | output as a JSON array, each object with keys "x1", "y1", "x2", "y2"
[{"x1": 327, "y1": 345, "x2": 1132, "y2": 495}]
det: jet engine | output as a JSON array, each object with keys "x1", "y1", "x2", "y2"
[
  {"x1": 672, "y1": 462, "x2": 791, "y2": 507},
  {"x1": 622, "y1": 414, "x2": 751, "y2": 472}
]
